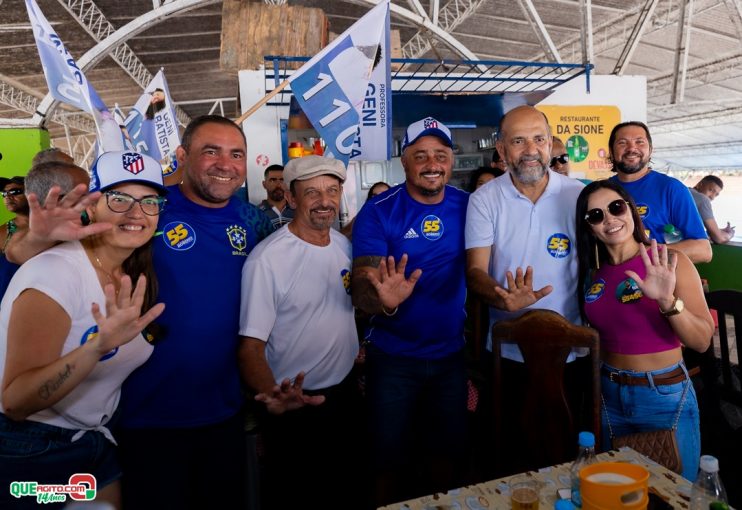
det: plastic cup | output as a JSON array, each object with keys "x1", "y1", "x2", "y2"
[{"x1": 510, "y1": 475, "x2": 540, "y2": 510}]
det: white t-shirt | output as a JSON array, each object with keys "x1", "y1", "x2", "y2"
[
  {"x1": 0, "y1": 241, "x2": 153, "y2": 441},
  {"x1": 465, "y1": 171, "x2": 585, "y2": 361},
  {"x1": 239, "y1": 227, "x2": 358, "y2": 390}
]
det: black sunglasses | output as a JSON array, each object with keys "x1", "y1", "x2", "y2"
[
  {"x1": 550, "y1": 154, "x2": 569, "y2": 167},
  {"x1": 0, "y1": 189, "x2": 23, "y2": 198},
  {"x1": 584, "y1": 199, "x2": 629, "y2": 225}
]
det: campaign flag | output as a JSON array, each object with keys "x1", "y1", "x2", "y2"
[
  {"x1": 124, "y1": 70, "x2": 180, "y2": 177},
  {"x1": 350, "y1": 4, "x2": 392, "y2": 162},
  {"x1": 25, "y1": 0, "x2": 122, "y2": 150},
  {"x1": 288, "y1": 1, "x2": 389, "y2": 166}
]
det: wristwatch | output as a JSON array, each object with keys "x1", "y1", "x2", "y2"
[{"x1": 660, "y1": 296, "x2": 684, "y2": 317}]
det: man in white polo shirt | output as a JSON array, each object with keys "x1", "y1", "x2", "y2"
[
  {"x1": 466, "y1": 105, "x2": 584, "y2": 343},
  {"x1": 465, "y1": 105, "x2": 585, "y2": 475}
]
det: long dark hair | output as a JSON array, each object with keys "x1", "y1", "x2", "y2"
[
  {"x1": 575, "y1": 179, "x2": 650, "y2": 321},
  {"x1": 123, "y1": 239, "x2": 163, "y2": 342},
  {"x1": 93, "y1": 186, "x2": 163, "y2": 340},
  {"x1": 121, "y1": 240, "x2": 158, "y2": 312},
  {"x1": 145, "y1": 88, "x2": 167, "y2": 120}
]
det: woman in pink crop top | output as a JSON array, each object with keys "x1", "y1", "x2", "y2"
[{"x1": 576, "y1": 179, "x2": 713, "y2": 481}]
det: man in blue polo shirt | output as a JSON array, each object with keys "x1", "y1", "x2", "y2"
[
  {"x1": 352, "y1": 117, "x2": 469, "y2": 506},
  {"x1": 607, "y1": 121, "x2": 711, "y2": 263}
]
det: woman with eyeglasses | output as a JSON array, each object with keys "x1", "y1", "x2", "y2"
[
  {"x1": 575, "y1": 179, "x2": 713, "y2": 481},
  {"x1": 0, "y1": 151, "x2": 166, "y2": 509}
]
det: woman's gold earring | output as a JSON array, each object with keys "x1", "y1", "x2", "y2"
[{"x1": 594, "y1": 240, "x2": 600, "y2": 270}]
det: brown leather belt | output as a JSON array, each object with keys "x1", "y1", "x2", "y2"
[{"x1": 602, "y1": 365, "x2": 699, "y2": 386}]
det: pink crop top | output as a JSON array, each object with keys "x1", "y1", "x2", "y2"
[{"x1": 583, "y1": 252, "x2": 681, "y2": 355}]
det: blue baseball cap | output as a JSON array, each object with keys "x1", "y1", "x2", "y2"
[{"x1": 401, "y1": 117, "x2": 453, "y2": 153}]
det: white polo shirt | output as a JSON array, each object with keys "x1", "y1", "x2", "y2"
[{"x1": 465, "y1": 170, "x2": 585, "y2": 361}]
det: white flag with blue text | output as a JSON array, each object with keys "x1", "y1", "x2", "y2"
[
  {"x1": 124, "y1": 70, "x2": 181, "y2": 177},
  {"x1": 25, "y1": 0, "x2": 125, "y2": 152},
  {"x1": 350, "y1": 4, "x2": 392, "y2": 162},
  {"x1": 288, "y1": 1, "x2": 390, "y2": 165}
]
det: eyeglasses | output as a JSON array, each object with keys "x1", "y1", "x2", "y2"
[
  {"x1": 104, "y1": 191, "x2": 166, "y2": 216},
  {"x1": 0, "y1": 189, "x2": 23, "y2": 198},
  {"x1": 584, "y1": 199, "x2": 629, "y2": 225},
  {"x1": 550, "y1": 154, "x2": 569, "y2": 167}
]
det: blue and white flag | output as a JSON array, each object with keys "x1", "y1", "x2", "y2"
[
  {"x1": 288, "y1": 1, "x2": 390, "y2": 166},
  {"x1": 350, "y1": 4, "x2": 392, "y2": 162},
  {"x1": 25, "y1": 0, "x2": 123, "y2": 151},
  {"x1": 124, "y1": 70, "x2": 180, "y2": 177}
]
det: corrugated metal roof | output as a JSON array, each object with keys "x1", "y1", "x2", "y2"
[{"x1": 1, "y1": 0, "x2": 741, "y2": 170}]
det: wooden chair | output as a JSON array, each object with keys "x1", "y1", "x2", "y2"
[
  {"x1": 492, "y1": 309, "x2": 601, "y2": 472},
  {"x1": 705, "y1": 290, "x2": 742, "y2": 407}
]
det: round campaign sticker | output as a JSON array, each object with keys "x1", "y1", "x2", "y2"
[
  {"x1": 585, "y1": 279, "x2": 606, "y2": 303},
  {"x1": 161, "y1": 221, "x2": 196, "y2": 251},
  {"x1": 80, "y1": 325, "x2": 118, "y2": 361},
  {"x1": 546, "y1": 233, "x2": 571, "y2": 259},
  {"x1": 341, "y1": 268, "x2": 351, "y2": 295},
  {"x1": 616, "y1": 277, "x2": 643, "y2": 304},
  {"x1": 420, "y1": 214, "x2": 444, "y2": 241},
  {"x1": 636, "y1": 202, "x2": 649, "y2": 219}
]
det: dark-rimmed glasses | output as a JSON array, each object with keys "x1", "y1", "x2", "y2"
[
  {"x1": 0, "y1": 188, "x2": 23, "y2": 198},
  {"x1": 550, "y1": 154, "x2": 569, "y2": 167},
  {"x1": 104, "y1": 190, "x2": 166, "y2": 216},
  {"x1": 584, "y1": 199, "x2": 629, "y2": 225}
]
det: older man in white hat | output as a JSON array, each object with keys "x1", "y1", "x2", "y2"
[{"x1": 238, "y1": 155, "x2": 366, "y2": 510}]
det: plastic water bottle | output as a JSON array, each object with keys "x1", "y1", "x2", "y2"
[
  {"x1": 690, "y1": 455, "x2": 728, "y2": 510},
  {"x1": 664, "y1": 224, "x2": 684, "y2": 244},
  {"x1": 570, "y1": 431, "x2": 597, "y2": 508}
]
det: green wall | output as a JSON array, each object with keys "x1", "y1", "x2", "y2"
[
  {"x1": 696, "y1": 243, "x2": 742, "y2": 292},
  {"x1": 0, "y1": 127, "x2": 50, "y2": 224}
]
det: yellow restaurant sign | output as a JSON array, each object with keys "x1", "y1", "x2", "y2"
[{"x1": 537, "y1": 105, "x2": 621, "y2": 181}]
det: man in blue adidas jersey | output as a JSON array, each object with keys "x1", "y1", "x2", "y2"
[
  {"x1": 116, "y1": 116, "x2": 272, "y2": 509},
  {"x1": 352, "y1": 117, "x2": 469, "y2": 506}
]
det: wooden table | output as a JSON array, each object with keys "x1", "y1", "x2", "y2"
[{"x1": 378, "y1": 447, "x2": 692, "y2": 509}]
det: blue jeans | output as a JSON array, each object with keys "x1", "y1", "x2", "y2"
[
  {"x1": 0, "y1": 413, "x2": 120, "y2": 509},
  {"x1": 601, "y1": 361, "x2": 700, "y2": 481},
  {"x1": 366, "y1": 343, "x2": 468, "y2": 472}
]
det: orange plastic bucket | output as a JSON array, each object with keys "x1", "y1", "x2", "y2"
[{"x1": 580, "y1": 462, "x2": 649, "y2": 510}]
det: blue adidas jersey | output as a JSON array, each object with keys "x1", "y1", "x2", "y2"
[
  {"x1": 352, "y1": 184, "x2": 468, "y2": 359},
  {"x1": 119, "y1": 185, "x2": 272, "y2": 428}
]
